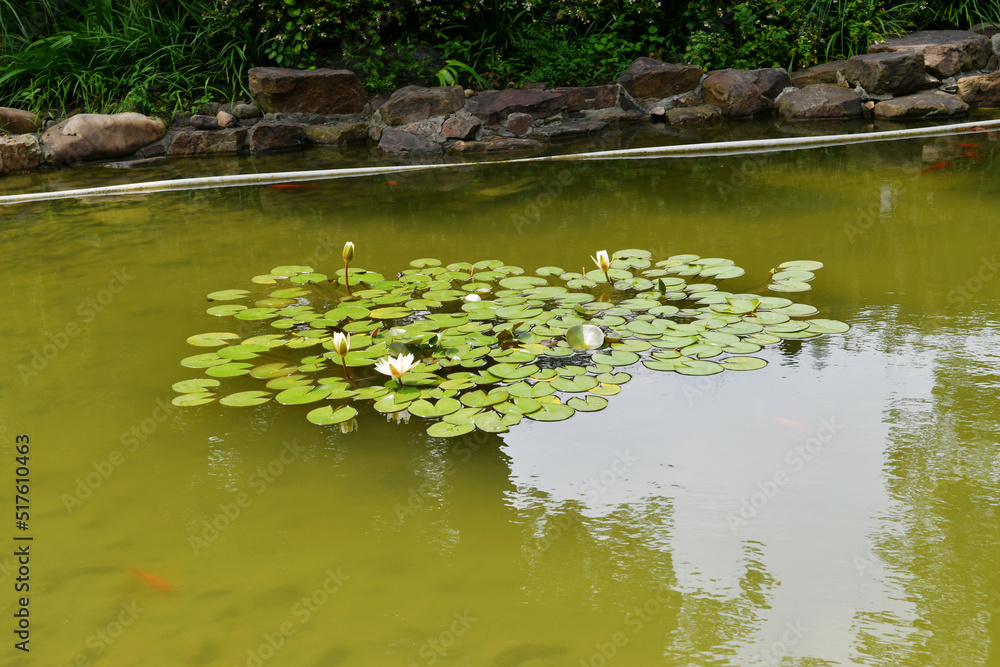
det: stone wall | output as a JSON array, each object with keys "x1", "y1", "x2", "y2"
[{"x1": 1, "y1": 27, "x2": 998, "y2": 175}]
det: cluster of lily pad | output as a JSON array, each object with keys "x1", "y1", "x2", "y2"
[{"x1": 172, "y1": 247, "x2": 848, "y2": 437}]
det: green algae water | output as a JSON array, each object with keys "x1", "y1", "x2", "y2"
[{"x1": 3, "y1": 125, "x2": 1000, "y2": 666}]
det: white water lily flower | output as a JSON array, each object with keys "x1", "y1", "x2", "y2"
[
  {"x1": 374, "y1": 353, "x2": 420, "y2": 380},
  {"x1": 342, "y1": 241, "x2": 355, "y2": 263},
  {"x1": 591, "y1": 250, "x2": 611, "y2": 271},
  {"x1": 331, "y1": 331, "x2": 350, "y2": 357}
]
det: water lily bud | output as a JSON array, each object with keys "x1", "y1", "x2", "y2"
[
  {"x1": 464, "y1": 294, "x2": 481, "y2": 302},
  {"x1": 591, "y1": 250, "x2": 611, "y2": 272},
  {"x1": 343, "y1": 241, "x2": 355, "y2": 263}
]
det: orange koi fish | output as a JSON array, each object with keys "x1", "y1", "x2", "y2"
[
  {"x1": 919, "y1": 160, "x2": 950, "y2": 174},
  {"x1": 954, "y1": 142, "x2": 982, "y2": 148},
  {"x1": 963, "y1": 152, "x2": 983, "y2": 160},
  {"x1": 384, "y1": 180, "x2": 399, "y2": 186},
  {"x1": 129, "y1": 568, "x2": 173, "y2": 592}
]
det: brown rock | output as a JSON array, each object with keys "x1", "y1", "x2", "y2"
[
  {"x1": 466, "y1": 89, "x2": 567, "y2": 126},
  {"x1": 846, "y1": 50, "x2": 925, "y2": 95},
  {"x1": 503, "y1": 112, "x2": 533, "y2": 136},
  {"x1": 0, "y1": 107, "x2": 41, "y2": 134},
  {"x1": 449, "y1": 136, "x2": 543, "y2": 152},
  {"x1": 777, "y1": 84, "x2": 863, "y2": 119},
  {"x1": 0, "y1": 134, "x2": 41, "y2": 172},
  {"x1": 303, "y1": 121, "x2": 369, "y2": 145},
  {"x1": 702, "y1": 68, "x2": 791, "y2": 117},
  {"x1": 248, "y1": 122, "x2": 306, "y2": 151},
  {"x1": 166, "y1": 128, "x2": 248, "y2": 155},
  {"x1": 41, "y1": 113, "x2": 166, "y2": 165},
  {"x1": 189, "y1": 114, "x2": 220, "y2": 130},
  {"x1": 665, "y1": 104, "x2": 722, "y2": 125},
  {"x1": 248, "y1": 67, "x2": 366, "y2": 115},
  {"x1": 441, "y1": 115, "x2": 481, "y2": 140},
  {"x1": 868, "y1": 30, "x2": 991, "y2": 78},
  {"x1": 531, "y1": 119, "x2": 608, "y2": 138},
  {"x1": 216, "y1": 110, "x2": 238, "y2": 128},
  {"x1": 790, "y1": 60, "x2": 848, "y2": 87},
  {"x1": 378, "y1": 128, "x2": 442, "y2": 155},
  {"x1": 617, "y1": 58, "x2": 703, "y2": 102},
  {"x1": 551, "y1": 85, "x2": 618, "y2": 111},
  {"x1": 873, "y1": 90, "x2": 969, "y2": 118},
  {"x1": 377, "y1": 85, "x2": 465, "y2": 125},
  {"x1": 957, "y1": 71, "x2": 1000, "y2": 105}
]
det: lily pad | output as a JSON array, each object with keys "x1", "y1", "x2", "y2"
[
  {"x1": 172, "y1": 378, "x2": 221, "y2": 393},
  {"x1": 567, "y1": 395, "x2": 608, "y2": 412},
  {"x1": 187, "y1": 332, "x2": 240, "y2": 347},
  {"x1": 306, "y1": 405, "x2": 357, "y2": 426},
  {"x1": 220, "y1": 391, "x2": 272, "y2": 407}
]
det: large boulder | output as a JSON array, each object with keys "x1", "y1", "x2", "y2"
[
  {"x1": 0, "y1": 107, "x2": 41, "y2": 134},
  {"x1": 0, "y1": 134, "x2": 41, "y2": 173},
  {"x1": 701, "y1": 68, "x2": 791, "y2": 117},
  {"x1": 166, "y1": 128, "x2": 248, "y2": 156},
  {"x1": 376, "y1": 85, "x2": 465, "y2": 125},
  {"x1": 378, "y1": 128, "x2": 442, "y2": 155},
  {"x1": 665, "y1": 104, "x2": 722, "y2": 125},
  {"x1": 441, "y1": 115, "x2": 481, "y2": 140},
  {"x1": 957, "y1": 72, "x2": 1000, "y2": 106},
  {"x1": 873, "y1": 91, "x2": 969, "y2": 118},
  {"x1": 466, "y1": 89, "x2": 567, "y2": 126},
  {"x1": 248, "y1": 122, "x2": 306, "y2": 151},
  {"x1": 777, "y1": 84, "x2": 863, "y2": 119},
  {"x1": 868, "y1": 30, "x2": 991, "y2": 78},
  {"x1": 41, "y1": 113, "x2": 166, "y2": 164},
  {"x1": 790, "y1": 60, "x2": 848, "y2": 87},
  {"x1": 845, "y1": 50, "x2": 925, "y2": 95},
  {"x1": 551, "y1": 85, "x2": 618, "y2": 111},
  {"x1": 248, "y1": 67, "x2": 367, "y2": 115},
  {"x1": 617, "y1": 58, "x2": 703, "y2": 102}
]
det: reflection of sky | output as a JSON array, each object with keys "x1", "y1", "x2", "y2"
[{"x1": 502, "y1": 311, "x2": 940, "y2": 664}]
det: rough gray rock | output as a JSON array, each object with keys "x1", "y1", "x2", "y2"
[
  {"x1": 551, "y1": 85, "x2": 619, "y2": 111},
  {"x1": 530, "y1": 119, "x2": 608, "y2": 138},
  {"x1": 617, "y1": 58, "x2": 703, "y2": 102},
  {"x1": 41, "y1": 113, "x2": 166, "y2": 165},
  {"x1": 302, "y1": 121, "x2": 369, "y2": 144},
  {"x1": 873, "y1": 90, "x2": 969, "y2": 118},
  {"x1": 166, "y1": 128, "x2": 248, "y2": 155},
  {"x1": 868, "y1": 30, "x2": 992, "y2": 78},
  {"x1": 378, "y1": 128, "x2": 442, "y2": 155},
  {"x1": 466, "y1": 89, "x2": 567, "y2": 126},
  {"x1": 248, "y1": 67, "x2": 367, "y2": 114},
  {"x1": 189, "y1": 114, "x2": 220, "y2": 130},
  {"x1": 777, "y1": 84, "x2": 863, "y2": 119},
  {"x1": 846, "y1": 50, "x2": 925, "y2": 95},
  {"x1": 701, "y1": 68, "x2": 791, "y2": 117},
  {"x1": 248, "y1": 122, "x2": 306, "y2": 151},
  {"x1": 232, "y1": 103, "x2": 261, "y2": 119},
  {"x1": 0, "y1": 134, "x2": 41, "y2": 172},
  {"x1": 376, "y1": 85, "x2": 465, "y2": 126}
]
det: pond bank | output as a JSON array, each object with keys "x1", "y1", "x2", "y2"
[{"x1": 1, "y1": 28, "x2": 998, "y2": 176}]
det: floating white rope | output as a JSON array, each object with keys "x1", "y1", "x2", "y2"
[{"x1": 1, "y1": 118, "x2": 998, "y2": 206}]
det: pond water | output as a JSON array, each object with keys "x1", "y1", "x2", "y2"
[{"x1": 4, "y1": 118, "x2": 1000, "y2": 666}]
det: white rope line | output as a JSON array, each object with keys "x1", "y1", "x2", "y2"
[{"x1": 2, "y1": 117, "x2": 998, "y2": 206}]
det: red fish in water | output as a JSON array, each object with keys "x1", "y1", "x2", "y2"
[
  {"x1": 963, "y1": 151, "x2": 983, "y2": 160},
  {"x1": 384, "y1": 180, "x2": 399, "y2": 186},
  {"x1": 270, "y1": 183, "x2": 314, "y2": 190},
  {"x1": 129, "y1": 568, "x2": 173, "y2": 592},
  {"x1": 919, "y1": 160, "x2": 950, "y2": 174},
  {"x1": 954, "y1": 142, "x2": 982, "y2": 148}
]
